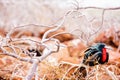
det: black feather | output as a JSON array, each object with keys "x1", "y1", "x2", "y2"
[{"x1": 28, "y1": 49, "x2": 41, "y2": 57}]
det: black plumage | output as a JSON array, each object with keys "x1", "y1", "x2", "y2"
[
  {"x1": 82, "y1": 43, "x2": 109, "y2": 66},
  {"x1": 28, "y1": 48, "x2": 41, "y2": 57},
  {"x1": 77, "y1": 43, "x2": 109, "y2": 79}
]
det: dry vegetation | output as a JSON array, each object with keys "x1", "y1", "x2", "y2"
[{"x1": 0, "y1": 0, "x2": 120, "y2": 80}]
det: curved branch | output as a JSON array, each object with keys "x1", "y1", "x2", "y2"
[
  {"x1": 78, "y1": 6, "x2": 120, "y2": 10},
  {"x1": 41, "y1": 10, "x2": 75, "y2": 42}
]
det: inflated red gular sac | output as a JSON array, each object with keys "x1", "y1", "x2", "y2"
[{"x1": 82, "y1": 43, "x2": 109, "y2": 66}]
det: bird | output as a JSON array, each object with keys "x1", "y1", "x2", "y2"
[
  {"x1": 76, "y1": 43, "x2": 109, "y2": 79},
  {"x1": 82, "y1": 43, "x2": 109, "y2": 66},
  {"x1": 28, "y1": 48, "x2": 41, "y2": 57}
]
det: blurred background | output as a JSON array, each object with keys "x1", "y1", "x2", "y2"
[
  {"x1": 0, "y1": 0, "x2": 120, "y2": 42},
  {"x1": 0, "y1": 0, "x2": 120, "y2": 27}
]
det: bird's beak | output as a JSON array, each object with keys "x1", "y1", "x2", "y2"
[{"x1": 105, "y1": 46, "x2": 113, "y2": 50}]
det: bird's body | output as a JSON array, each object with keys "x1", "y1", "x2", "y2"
[
  {"x1": 82, "y1": 43, "x2": 109, "y2": 66},
  {"x1": 74, "y1": 43, "x2": 109, "y2": 79}
]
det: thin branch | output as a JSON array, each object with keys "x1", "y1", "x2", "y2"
[
  {"x1": 11, "y1": 38, "x2": 42, "y2": 45},
  {"x1": 78, "y1": 6, "x2": 120, "y2": 10},
  {"x1": 6, "y1": 24, "x2": 52, "y2": 39},
  {"x1": 38, "y1": 42, "x2": 60, "y2": 62},
  {"x1": 62, "y1": 65, "x2": 77, "y2": 80},
  {"x1": 0, "y1": 46, "x2": 33, "y2": 63},
  {"x1": 49, "y1": 32, "x2": 72, "y2": 39},
  {"x1": 41, "y1": 10, "x2": 75, "y2": 42},
  {"x1": 103, "y1": 66, "x2": 118, "y2": 80}
]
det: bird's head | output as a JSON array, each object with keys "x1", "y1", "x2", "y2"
[
  {"x1": 95, "y1": 43, "x2": 112, "y2": 51},
  {"x1": 96, "y1": 43, "x2": 106, "y2": 51},
  {"x1": 89, "y1": 43, "x2": 106, "y2": 52}
]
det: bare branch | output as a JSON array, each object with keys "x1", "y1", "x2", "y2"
[
  {"x1": 41, "y1": 10, "x2": 76, "y2": 42},
  {"x1": 6, "y1": 24, "x2": 52, "y2": 39},
  {"x1": 49, "y1": 32, "x2": 72, "y2": 39},
  {"x1": 25, "y1": 59, "x2": 39, "y2": 80},
  {"x1": 78, "y1": 6, "x2": 120, "y2": 10},
  {"x1": 104, "y1": 66, "x2": 118, "y2": 80},
  {"x1": 0, "y1": 46, "x2": 33, "y2": 63}
]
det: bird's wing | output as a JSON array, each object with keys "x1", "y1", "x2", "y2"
[
  {"x1": 84, "y1": 48, "x2": 98, "y2": 58},
  {"x1": 83, "y1": 51, "x2": 102, "y2": 66},
  {"x1": 90, "y1": 51, "x2": 102, "y2": 61}
]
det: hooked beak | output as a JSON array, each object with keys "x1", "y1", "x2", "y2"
[{"x1": 105, "y1": 46, "x2": 113, "y2": 50}]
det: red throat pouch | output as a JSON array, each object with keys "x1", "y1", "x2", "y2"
[{"x1": 102, "y1": 48, "x2": 107, "y2": 62}]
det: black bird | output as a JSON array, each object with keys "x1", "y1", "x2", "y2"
[
  {"x1": 28, "y1": 48, "x2": 41, "y2": 57},
  {"x1": 82, "y1": 43, "x2": 109, "y2": 66},
  {"x1": 74, "y1": 43, "x2": 109, "y2": 79},
  {"x1": 77, "y1": 43, "x2": 109, "y2": 79}
]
